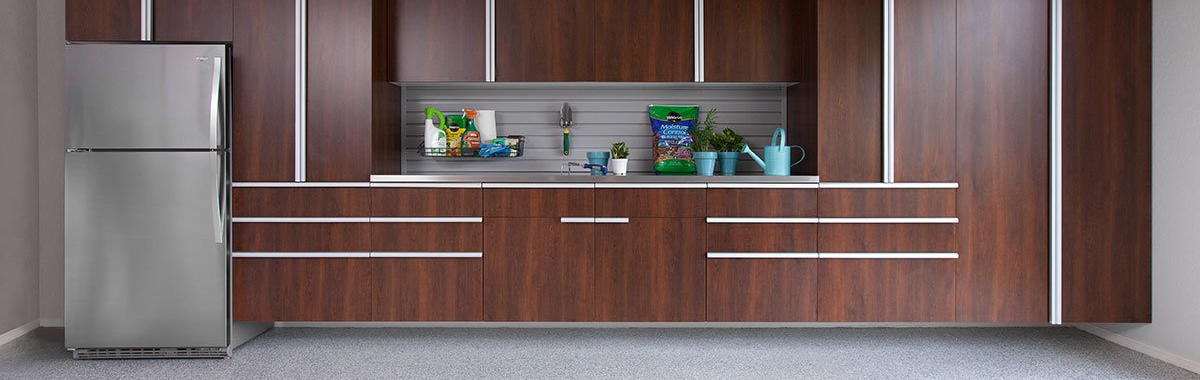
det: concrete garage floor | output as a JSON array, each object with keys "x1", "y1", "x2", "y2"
[{"x1": 0, "y1": 327, "x2": 1196, "y2": 380}]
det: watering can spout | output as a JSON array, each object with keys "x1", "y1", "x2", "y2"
[{"x1": 741, "y1": 143, "x2": 767, "y2": 170}]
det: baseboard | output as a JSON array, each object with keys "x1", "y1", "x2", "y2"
[
  {"x1": 39, "y1": 318, "x2": 63, "y2": 328},
  {"x1": 273, "y1": 322, "x2": 1052, "y2": 328},
  {"x1": 0, "y1": 320, "x2": 41, "y2": 348},
  {"x1": 1076, "y1": 324, "x2": 1200, "y2": 375}
]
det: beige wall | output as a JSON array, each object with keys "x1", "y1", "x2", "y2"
[
  {"x1": 37, "y1": 0, "x2": 64, "y2": 324},
  {"x1": 0, "y1": 0, "x2": 42, "y2": 333}
]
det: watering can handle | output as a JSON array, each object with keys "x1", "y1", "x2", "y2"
[
  {"x1": 771, "y1": 128, "x2": 786, "y2": 147},
  {"x1": 790, "y1": 146, "x2": 807, "y2": 167}
]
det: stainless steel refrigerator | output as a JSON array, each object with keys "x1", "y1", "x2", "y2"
[{"x1": 64, "y1": 43, "x2": 267, "y2": 359}]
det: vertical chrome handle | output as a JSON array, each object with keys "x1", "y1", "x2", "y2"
[
  {"x1": 212, "y1": 152, "x2": 224, "y2": 244},
  {"x1": 210, "y1": 57, "x2": 223, "y2": 149}
]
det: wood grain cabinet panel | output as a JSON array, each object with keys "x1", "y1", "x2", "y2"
[
  {"x1": 232, "y1": 188, "x2": 371, "y2": 217},
  {"x1": 306, "y1": 0, "x2": 373, "y2": 182},
  {"x1": 594, "y1": 0, "x2": 694, "y2": 82},
  {"x1": 66, "y1": 0, "x2": 141, "y2": 42},
  {"x1": 707, "y1": 259, "x2": 819, "y2": 322},
  {"x1": 818, "y1": 259, "x2": 956, "y2": 322},
  {"x1": 371, "y1": 223, "x2": 482, "y2": 253},
  {"x1": 483, "y1": 189, "x2": 594, "y2": 218},
  {"x1": 373, "y1": 258, "x2": 483, "y2": 321},
  {"x1": 483, "y1": 218, "x2": 595, "y2": 321},
  {"x1": 818, "y1": 189, "x2": 956, "y2": 218},
  {"x1": 372, "y1": 188, "x2": 483, "y2": 217},
  {"x1": 388, "y1": 0, "x2": 485, "y2": 82},
  {"x1": 232, "y1": 0, "x2": 294, "y2": 182},
  {"x1": 233, "y1": 223, "x2": 371, "y2": 252},
  {"x1": 705, "y1": 0, "x2": 816, "y2": 82},
  {"x1": 706, "y1": 189, "x2": 817, "y2": 217},
  {"x1": 818, "y1": 224, "x2": 956, "y2": 253},
  {"x1": 595, "y1": 218, "x2": 706, "y2": 322},
  {"x1": 153, "y1": 0, "x2": 233, "y2": 42},
  {"x1": 595, "y1": 189, "x2": 705, "y2": 218},
  {"x1": 233, "y1": 258, "x2": 372, "y2": 322},
  {"x1": 817, "y1": 0, "x2": 883, "y2": 182},
  {"x1": 495, "y1": 0, "x2": 594, "y2": 82},
  {"x1": 707, "y1": 224, "x2": 817, "y2": 253},
  {"x1": 894, "y1": 0, "x2": 956, "y2": 182}
]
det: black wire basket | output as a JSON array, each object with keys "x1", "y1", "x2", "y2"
[{"x1": 417, "y1": 135, "x2": 525, "y2": 159}]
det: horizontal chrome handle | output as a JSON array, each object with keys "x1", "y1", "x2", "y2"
[
  {"x1": 707, "y1": 253, "x2": 819, "y2": 259},
  {"x1": 560, "y1": 217, "x2": 596, "y2": 224},
  {"x1": 233, "y1": 252, "x2": 370, "y2": 258},
  {"x1": 594, "y1": 217, "x2": 629, "y2": 224},
  {"x1": 370, "y1": 217, "x2": 482, "y2": 223},
  {"x1": 818, "y1": 253, "x2": 959, "y2": 259},
  {"x1": 370, "y1": 252, "x2": 482, "y2": 258},
  {"x1": 818, "y1": 218, "x2": 958, "y2": 224},
  {"x1": 232, "y1": 217, "x2": 370, "y2": 223},
  {"x1": 706, "y1": 218, "x2": 818, "y2": 224}
]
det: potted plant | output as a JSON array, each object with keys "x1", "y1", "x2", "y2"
[
  {"x1": 688, "y1": 108, "x2": 720, "y2": 176},
  {"x1": 714, "y1": 127, "x2": 745, "y2": 176},
  {"x1": 609, "y1": 142, "x2": 630, "y2": 176}
]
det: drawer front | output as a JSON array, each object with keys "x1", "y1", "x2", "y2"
[
  {"x1": 818, "y1": 223, "x2": 956, "y2": 253},
  {"x1": 373, "y1": 258, "x2": 483, "y2": 321},
  {"x1": 372, "y1": 188, "x2": 483, "y2": 217},
  {"x1": 232, "y1": 258, "x2": 372, "y2": 322},
  {"x1": 819, "y1": 188, "x2": 956, "y2": 218},
  {"x1": 233, "y1": 187, "x2": 370, "y2": 217},
  {"x1": 706, "y1": 189, "x2": 818, "y2": 217},
  {"x1": 371, "y1": 223, "x2": 482, "y2": 253},
  {"x1": 707, "y1": 258, "x2": 818, "y2": 322},
  {"x1": 707, "y1": 223, "x2": 817, "y2": 253},
  {"x1": 483, "y1": 188, "x2": 594, "y2": 218},
  {"x1": 233, "y1": 223, "x2": 370, "y2": 252},
  {"x1": 818, "y1": 258, "x2": 956, "y2": 322},
  {"x1": 595, "y1": 188, "x2": 706, "y2": 218}
]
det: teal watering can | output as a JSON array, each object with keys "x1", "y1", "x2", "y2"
[{"x1": 741, "y1": 128, "x2": 805, "y2": 176}]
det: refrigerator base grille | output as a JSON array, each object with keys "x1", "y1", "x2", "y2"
[{"x1": 73, "y1": 347, "x2": 229, "y2": 360}]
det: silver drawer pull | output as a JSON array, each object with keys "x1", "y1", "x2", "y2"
[
  {"x1": 707, "y1": 253, "x2": 819, "y2": 259},
  {"x1": 594, "y1": 218, "x2": 630, "y2": 224},
  {"x1": 370, "y1": 252, "x2": 482, "y2": 258},
  {"x1": 818, "y1": 253, "x2": 959, "y2": 259},
  {"x1": 560, "y1": 217, "x2": 595, "y2": 224},
  {"x1": 706, "y1": 218, "x2": 818, "y2": 224}
]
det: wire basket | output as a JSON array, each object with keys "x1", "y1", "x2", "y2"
[{"x1": 417, "y1": 135, "x2": 525, "y2": 159}]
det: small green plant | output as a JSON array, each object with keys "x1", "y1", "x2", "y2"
[
  {"x1": 610, "y1": 141, "x2": 629, "y2": 159},
  {"x1": 689, "y1": 107, "x2": 721, "y2": 152},
  {"x1": 714, "y1": 128, "x2": 745, "y2": 152}
]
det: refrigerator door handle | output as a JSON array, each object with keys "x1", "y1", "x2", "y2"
[
  {"x1": 212, "y1": 152, "x2": 224, "y2": 244},
  {"x1": 209, "y1": 57, "x2": 222, "y2": 149}
]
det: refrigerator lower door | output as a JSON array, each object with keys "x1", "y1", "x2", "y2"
[{"x1": 65, "y1": 151, "x2": 228, "y2": 351}]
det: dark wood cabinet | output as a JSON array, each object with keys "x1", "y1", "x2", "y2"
[
  {"x1": 818, "y1": 189, "x2": 956, "y2": 218},
  {"x1": 818, "y1": 259, "x2": 956, "y2": 322},
  {"x1": 233, "y1": 223, "x2": 372, "y2": 252},
  {"x1": 706, "y1": 188, "x2": 818, "y2": 218},
  {"x1": 495, "y1": 0, "x2": 594, "y2": 82},
  {"x1": 707, "y1": 258, "x2": 819, "y2": 322},
  {"x1": 483, "y1": 218, "x2": 595, "y2": 321},
  {"x1": 371, "y1": 223, "x2": 482, "y2": 253},
  {"x1": 483, "y1": 188, "x2": 594, "y2": 218},
  {"x1": 153, "y1": 0, "x2": 233, "y2": 42},
  {"x1": 306, "y1": 0, "x2": 374, "y2": 182},
  {"x1": 705, "y1": 0, "x2": 816, "y2": 82},
  {"x1": 707, "y1": 223, "x2": 817, "y2": 253},
  {"x1": 956, "y1": 0, "x2": 1049, "y2": 323},
  {"x1": 233, "y1": 258, "x2": 373, "y2": 322},
  {"x1": 233, "y1": 187, "x2": 371, "y2": 217},
  {"x1": 816, "y1": 0, "x2": 883, "y2": 182},
  {"x1": 594, "y1": 218, "x2": 706, "y2": 322},
  {"x1": 231, "y1": 0, "x2": 295, "y2": 182},
  {"x1": 594, "y1": 0, "x2": 694, "y2": 82},
  {"x1": 893, "y1": 0, "x2": 956, "y2": 182},
  {"x1": 66, "y1": 0, "x2": 141, "y2": 42},
  {"x1": 387, "y1": 0, "x2": 486, "y2": 82},
  {"x1": 372, "y1": 187, "x2": 483, "y2": 217},
  {"x1": 594, "y1": 188, "x2": 706, "y2": 218},
  {"x1": 818, "y1": 224, "x2": 956, "y2": 253},
  {"x1": 373, "y1": 258, "x2": 483, "y2": 321}
]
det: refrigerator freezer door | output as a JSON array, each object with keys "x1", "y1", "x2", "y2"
[
  {"x1": 65, "y1": 151, "x2": 228, "y2": 349},
  {"x1": 66, "y1": 44, "x2": 227, "y2": 150}
]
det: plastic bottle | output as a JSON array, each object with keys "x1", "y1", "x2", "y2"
[
  {"x1": 463, "y1": 108, "x2": 481, "y2": 151},
  {"x1": 423, "y1": 108, "x2": 447, "y2": 156}
]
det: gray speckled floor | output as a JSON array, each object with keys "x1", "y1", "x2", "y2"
[{"x1": 1, "y1": 327, "x2": 1196, "y2": 380}]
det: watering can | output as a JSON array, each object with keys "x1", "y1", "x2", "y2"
[{"x1": 741, "y1": 127, "x2": 806, "y2": 176}]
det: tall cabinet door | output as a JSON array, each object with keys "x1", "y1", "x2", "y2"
[
  {"x1": 594, "y1": 218, "x2": 706, "y2": 322},
  {"x1": 306, "y1": 0, "x2": 373, "y2": 182},
  {"x1": 594, "y1": 0, "x2": 694, "y2": 82},
  {"x1": 705, "y1": 0, "x2": 816, "y2": 82},
  {"x1": 894, "y1": 0, "x2": 956, "y2": 182},
  {"x1": 66, "y1": 0, "x2": 141, "y2": 42},
  {"x1": 153, "y1": 0, "x2": 233, "y2": 42},
  {"x1": 495, "y1": 0, "x2": 595, "y2": 82},
  {"x1": 231, "y1": 0, "x2": 294, "y2": 182},
  {"x1": 483, "y1": 218, "x2": 596, "y2": 321},
  {"x1": 816, "y1": 0, "x2": 883, "y2": 182},
  {"x1": 388, "y1": 0, "x2": 486, "y2": 82}
]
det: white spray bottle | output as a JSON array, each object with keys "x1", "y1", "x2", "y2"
[{"x1": 424, "y1": 108, "x2": 447, "y2": 156}]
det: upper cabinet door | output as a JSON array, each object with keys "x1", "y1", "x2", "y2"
[
  {"x1": 389, "y1": 0, "x2": 486, "y2": 82},
  {"x1": 816, "y1": 0, "x2": 882, "y2": 182},
  {"x1": 153, "y1": 0, "x2": 233, "y2": 42},
  {"x1": 594, "y1": 0, "x2": 694, "y2": 82},
  {"x1": 306, "y1": 0, "x2": 374, "y2": 182},
  {"x1": 894, "y1": 0, "x2": 956, "y2": 182},
  {"x1": 66, "y1": 0, "x2": 141, "y2": 42},
  {"x1": 704, "y1": 0, "x2": 816, "y2": 82},
  {"x1": 231, "y1": 0, "x2": 294, "y2": 182},
  {"x1": 495, "y1": 0, "x2": 595, "y2": 82}
]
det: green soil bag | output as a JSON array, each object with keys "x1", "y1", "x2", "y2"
[{"x1": 649, "y1": 105, "x2": 699, "y2": 174}]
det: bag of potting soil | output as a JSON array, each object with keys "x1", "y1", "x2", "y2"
[{"x1": 649, "y1": 105, "x2": 699, "y2": 174}]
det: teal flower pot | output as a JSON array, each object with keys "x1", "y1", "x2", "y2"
[
  {"x1": 586, "y1": 151, "x2": 610, "y2": 176},
  {"x1": 694, "y1": 151, "x2": 718, "y2": 176},
  {"x1": 718, "y1": 152, "x2": 740, "y2": 176}
]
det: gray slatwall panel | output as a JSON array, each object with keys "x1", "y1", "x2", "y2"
[{"x1": 401, "y1": 84, "x2": 795, "y2": 174}]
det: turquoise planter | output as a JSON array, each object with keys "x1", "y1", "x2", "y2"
[
  {"x1": 586, "y1": 151, "x2": 610, "y2": 176},
  {"x1": 718, "y1": 152, "x2": 740, "y2": 176},
  {"x1": 694, "y1": 151, "x2": 718, "y2": 176}
]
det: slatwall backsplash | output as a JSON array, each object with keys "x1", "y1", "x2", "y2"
[{"x1": 400, "y1": 83, "x2": 797, "y2": 174}]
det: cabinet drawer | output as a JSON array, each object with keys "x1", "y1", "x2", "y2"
[
  {"x1": 233, "y1": 187, "x2": 371, "y2": 217},
  {"x1": 373, "y1": 258, "x2": 483, "y2": 321},
  {"x1": 232, "y1": 258, "x2": 372, "y2": 322},
  {"x1": 233, "y1": 223, "x2": 370, "y2": 252},
  {"x1": 707, "y1": 258, "x2": 818, "y2": 322},
  {"x1": 372, "y1": 187, "x2": 482, "y2": 217},
  {"x1": 819, "y1": 188, "x2": 956, "y2": 218},
  {"x1": 818, "y1": 258, "x2": 956, "y2": 322},
  {"x1": 706, "y1": 189, "x2": 818, "y2": 217},
  {"x1": 371, "y1": 223, "x2": 482, "y2": 253},
  {"x1": 483, "y1": 188, "x2": 594, "y2": 217},
  {"x1": 818, "y1": 223, "x2": 956, "y2": 253},
  {"x1": 707, "y1": 223, "x2": 817, "y2": 253},
  {"x1": 595, "y1": 188, "x2": 706, "y2": 218}
]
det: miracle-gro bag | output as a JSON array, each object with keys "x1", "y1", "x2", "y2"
[{"x1": 649, "y1": 105, "x2": 699, "y2": 174}]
